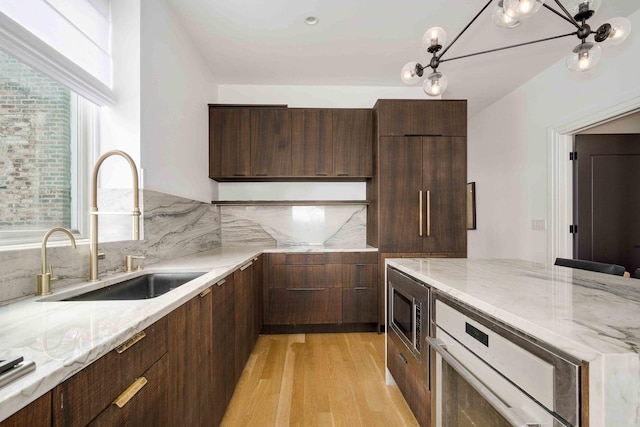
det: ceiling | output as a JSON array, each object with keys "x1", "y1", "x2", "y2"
[{"x1": 166, "y1": 0, "x2": 639, "y2": 116}]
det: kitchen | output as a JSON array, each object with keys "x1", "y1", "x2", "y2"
[{"x1": 1, "y1": 0, "x2": 640, "y2": 426}]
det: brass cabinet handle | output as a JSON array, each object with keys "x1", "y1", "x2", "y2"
[
  {"x1": 240, "y1": 261, "x2": 253, "y2": 271},
  {"x1": 419, "y1": 191, "x2": 424, "y2": 237},
  {"x1": 354, "y1": 287, "x2": 368, "y2": 290},
  {"x1": 113, "y1": 377, "x2": 147, "y2": 408},
  {"x1": 199, "y1": 288, "x2": 211, "y2": 298},
  {"x1": 116, "y1": 331, "x2": 146, "y2": 354},
  {"x1": 216, "y1": 279, "x2": 226, "y2": 287},
  {"x1": 426, "y1": 190, "x2": 431, "y2": 237}
]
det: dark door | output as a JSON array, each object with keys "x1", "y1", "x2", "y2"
[
  {"x1": 250, "y1": 108, "x2": 291, "y2": 176},
  {"x1": 574, "y1": 134, "x2": 640, "y2": 272},
  {"x1": 422, "y1": 136, "x2": 467, "y2": 254},
  {"x1": 378, "y1": 137, "x2": 424, "y2": 252}
]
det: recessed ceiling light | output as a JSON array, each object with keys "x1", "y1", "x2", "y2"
[{"x1": 305, "y1": 16, "x2": 319, "y2": 26}]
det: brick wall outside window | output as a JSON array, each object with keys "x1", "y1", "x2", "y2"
[{"x1": 0, "y1": 50, "x2": 72, "y2": 230}]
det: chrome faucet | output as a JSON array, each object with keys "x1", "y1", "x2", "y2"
[
  {"x1": 90, "y1": 150, "x2": 141, "y2": 281},
  {"x1": 37, "y1": 228, "x2": 77, "y2": 296}
]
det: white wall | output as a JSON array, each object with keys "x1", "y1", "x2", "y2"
[
  {"x1": 99, "y1": 0, "x2": 140, "y2": 188},
  {"x1": 140, "y1": 0, "x2": 219, "y2": 203},
  {"x1": 468, "y1": 10, "x2": 640, "y2": 265}
]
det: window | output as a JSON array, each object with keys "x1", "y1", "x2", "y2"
[{"x1": 0, "y1": 49, "x2": 95, "y2": 246}]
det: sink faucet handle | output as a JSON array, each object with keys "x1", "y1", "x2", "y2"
[
  {"x1": 48, "y1": 265, "x2": 58, "y2": 282},
  {"x1": 125, "y1": 255, "x2": 145, "y2": 273}
]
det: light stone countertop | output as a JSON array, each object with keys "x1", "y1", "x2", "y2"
[
  {"x1": 0, "y1": 244, "x2": 376, "y2": 422},
  {"x1": 386, "y1": 258, "x2": 640, "y2": 427}
]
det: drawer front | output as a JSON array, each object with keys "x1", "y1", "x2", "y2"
[
  {"x1": 326, "y1": 252, "x2": 377, "y2": 264},
  {"x1": 268, "y1": 253, "x2": 326, "y2": 265},
  {"x1": 268, "y1": 265, "x2": 341, "y2": 289},
  {"x1": 342, "y1": 264, "x2": 377, "y2": 288},
  {"x1": 88, "y1": 354, "x2": 169, "y2": 427},
  {"x1": 267, "y1": 288, "x2": 342, "y2": 325},
  {"x1": 118, "y1": 316, "x2": 168, "y2": 385}
]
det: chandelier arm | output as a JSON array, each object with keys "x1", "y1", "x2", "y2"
[
  {"x1": 437, "y1": 0, "x2": 494, "y2": 60},
  {"x1": 439, "y1": 32, "x2": 577, "y2": 64},
  {"x1": 543, "y1": 3, "x2": 580, "y2": 28},
  {"x1": 553, "y1": 0, "x2": 581, "y2": 28}
]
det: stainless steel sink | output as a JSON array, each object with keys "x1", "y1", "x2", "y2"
[{"x1": 62, "y1": 272, "x2": 205, "y2": 301}]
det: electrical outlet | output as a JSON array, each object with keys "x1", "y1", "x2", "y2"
[{"x1": 531, "y1": 219, "x2": 546, "y2": 231}]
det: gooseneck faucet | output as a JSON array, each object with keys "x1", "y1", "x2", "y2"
[
  {"x1": 90, "y1": 150, "x2": 141, "y2": 281},
  {"x1": 37, "y1": 227, "x2": 77, "y2": 296}
]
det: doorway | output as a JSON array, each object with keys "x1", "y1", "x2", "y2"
[{"x1": 573, "y1": 133, "x2": 640, "y2": 272}]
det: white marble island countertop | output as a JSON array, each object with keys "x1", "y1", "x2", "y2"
[
  {"x1": 0, "y1": 244, "x2": 376, "y2": 422},
  {"x1": 387, "y1": 258, "x2": 640, "y2": 427}
]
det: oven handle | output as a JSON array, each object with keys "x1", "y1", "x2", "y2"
[{"x1": 427, "y1": 337, "x2": 540, "y2": 427}]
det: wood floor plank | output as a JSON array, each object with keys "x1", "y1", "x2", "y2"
[{"x1": 221, "y1": 333, "x2": 419, "y2": 427}]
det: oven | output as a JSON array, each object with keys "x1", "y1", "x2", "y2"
[
  {"x1": 429, "y1": 295, "x2": 581, "y2": 427},
  {"x1": 388, "y1": 267, "x2": 429, "y2": 361}
]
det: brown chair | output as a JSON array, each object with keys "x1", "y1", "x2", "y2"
[{"x1": 554, "y1": 258, "x2": 626, "y2": 276}]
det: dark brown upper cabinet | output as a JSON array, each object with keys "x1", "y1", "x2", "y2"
[
  {"x1": 209, "y1": 107, "x2": 251, "y2": 178},
  {"x1": 250, "y1": 108, "x2": 291, "y2": 177},
  {"x1": 332, "y1": 109, "x2": 373, "y2": 177},
  {"x1": 290, "y1": 109, "x2": 333, "y2": 177},
  {"x1": 209, "y1": 105, "x2": 372, "y2": 180},
  {"x1": 375, "y1": 99, "x2": 467, "y2": 137}
]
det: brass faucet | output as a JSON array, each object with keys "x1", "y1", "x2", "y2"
[
  {"x1": 37, "y1": 228, "x2": 77, "y2": 296},
  {"x1": 90, "y1": 150, "x2": 141, "y2": 281}
]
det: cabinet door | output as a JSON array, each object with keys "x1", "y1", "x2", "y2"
[
  {"x1": 250, "y1": 108, "x2": 291, "y2": 176},
  {"x1": 0, "y1": 392, "x2": 50, "y2": 427},
  {"x1": 211, "y1": 274, "x2": 235, "y2": 426},
  {"x1": 342, "y1": 287, "x2": 377, "y2": 323},
  {"x1": 235, "y1": 262, "x2": 254, "y2": 382},
  {"x1": 422, "y1": 137, "x2": 467, "y2": 254},
  {"x1": 209, "y1": 107, "x2": 251, "y2": 178},
  {"x1": 168, "y1": 297, "x2": 201, "y2": 426},
  {"x1": 378, "y1": 137, "x2": 424, "y2": 252},
  {"x1": 290, "y1": 109, "x2": 333, "y2": 177},
  {"x1": 88, "y1": 355, "x2": 168, "y2": 427},
  {"x1": 332, "y1": 109, "x2": 373, "y2": 177},
  {"x1": 252, "y1": 255, "x2": 264, "y2": 343},
  {"x1": 375, "y1": 100, "x2": 466, "y2": 137}
]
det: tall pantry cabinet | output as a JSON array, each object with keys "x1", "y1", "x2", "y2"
[{"x1": 367, "y1": 100, "x2": 467, "y2": 327}]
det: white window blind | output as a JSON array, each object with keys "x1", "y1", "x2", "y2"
[{"x1": 0, "y1": 0, "x2": 114, "y2": 106}]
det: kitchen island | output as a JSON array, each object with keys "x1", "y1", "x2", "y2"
[{"x1": 387, "y1": 258, "x2": 640, "y2": 427}]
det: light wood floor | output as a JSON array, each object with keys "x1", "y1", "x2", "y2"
[{"x1": 221, "y1": 333, "x2": 418, "y2": 427}]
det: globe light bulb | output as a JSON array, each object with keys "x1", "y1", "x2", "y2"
[
  {"x1": 401, "y1": 62, "x2": 422, "y2": 85},
  {"x1": 492, "y1": 2, "x2": 521, "y2": 28},
  {"x1": 503, "y1": 0, "x2": 544, "y2": 20},
  {"x1": 423, "y1": 72, "x2": 448, "y2": 97},
  {"x1": 422, "y1": 27, "x2": 447, "y2": 52},
  {"x1": 566, "y1": 42, "x2": 601, "y2": 72},
  {"x1": 596, "y1": 17, "x2": 632, "y2": 48}
]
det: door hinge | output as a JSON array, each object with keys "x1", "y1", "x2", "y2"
[
  {"x1": 569, "y1": 151, "x2": 577, "y2": 160},
  {"x1": 569, "y1": 224, "x2": 578, "y2": 234}
]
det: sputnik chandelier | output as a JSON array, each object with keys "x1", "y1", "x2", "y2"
[{"x1": 401, "y1": 0, "x2": 632, "y2": 97}]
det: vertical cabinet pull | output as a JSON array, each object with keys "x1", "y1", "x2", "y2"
[
  {"x1": 113, "y1": 377, "x2": 147, "y2": 408},
  {"x1": 426, "y1": 190, "x2": 431, "y2": 237},
  {"x1": 419, "y1": 191, "x2": 424, "y2": 237},
  {"x1": 115, "y1": 331, "x2": 146, "y2": 354}
]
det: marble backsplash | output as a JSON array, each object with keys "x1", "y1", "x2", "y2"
[
  {"x1": 220, "y1": 204, "x2": 367, "y2": 247},
  {"x1": 0, "y1": 190, "x2": 221, "y2": 304}
]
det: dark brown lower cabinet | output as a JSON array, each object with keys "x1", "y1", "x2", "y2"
[
  {"x1": 53, "y1": 318, "x2": 168, "y2": 427},
  {"x1": 0, "y1": 392, "x2": 51, "y2": 427},
  {"x1": 265, "y1": 252, "x2": 378, "y2": 329},
  {"x1": 87, "y1": 355, "x2": 168, "y2": 427},
  {"x1": 387, "y1": 332, "x2": 430, "y2": 426},
  {"x1": 212, "y1": 273, "x2": 235, "y2": 426}
]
